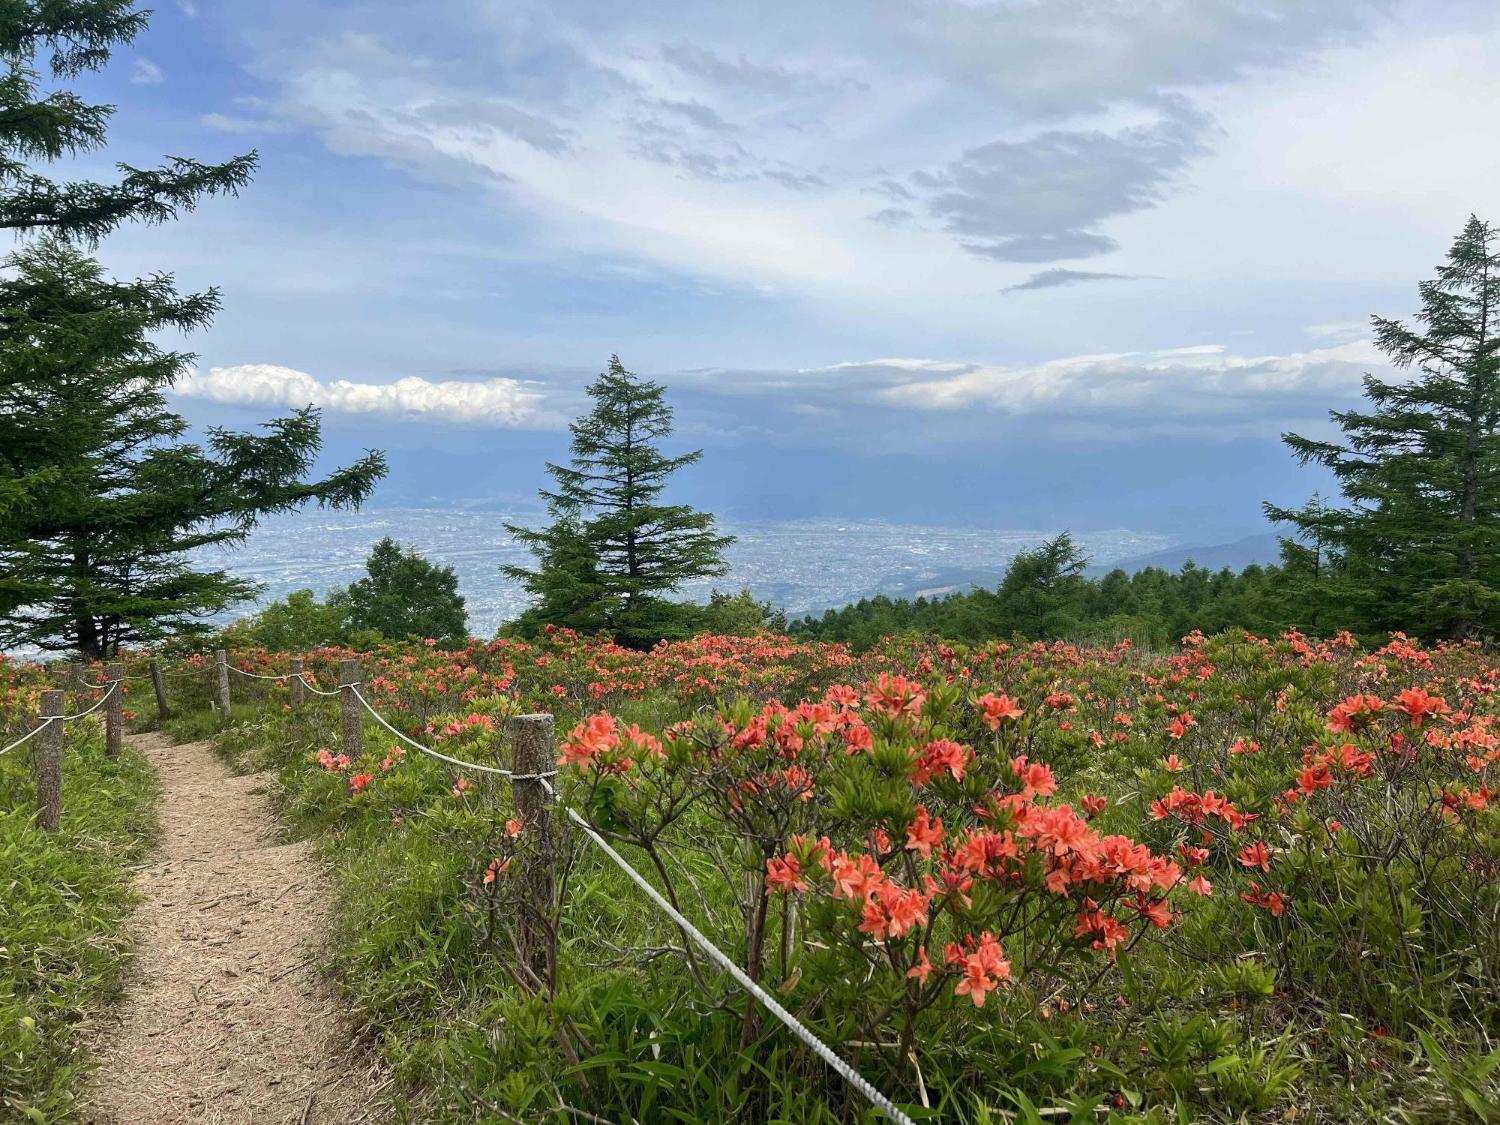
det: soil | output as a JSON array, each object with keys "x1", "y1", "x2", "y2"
[{"x1": 85, "y1": 731, "x2": 382, "y2": 1123}]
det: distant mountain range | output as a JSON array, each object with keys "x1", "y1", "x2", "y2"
[
  {"x1": 1090, "y1": 532, "x2": 1284, "y2": 575},
  {"x1": 860, "y1": 532, "x2": 1284, "y2": 605}
]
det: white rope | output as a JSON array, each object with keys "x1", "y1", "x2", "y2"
[
  {"x1": 158, "y1": 666, "x2": 208, "y2": 680},
  {"x1": 0, "y1": 723, "x2": 47, "y2": 758},
  {"x1": 59, "y1": 678, "x2": 123, "y2": 720},
  {"x1": 348, "y1": 685, "x2": 558, "y2": 780},
  {"x1": 291, "y1": 671, "x2": 342, "y2": 697},
  {"x1": 543, "y1": 777, "x2": 915, "y2": 1124},
  {"x1": 226, "y1": 665, "x2": 296, "y2": 682}
]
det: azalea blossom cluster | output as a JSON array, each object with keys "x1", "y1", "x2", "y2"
[{"x1": 560, "y1": 671, "x2": 1194, "y2": 1016}]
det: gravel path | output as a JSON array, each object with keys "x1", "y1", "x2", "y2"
[{"x1": 86, "y1": 731, "x2": 379, "y2": 1123}]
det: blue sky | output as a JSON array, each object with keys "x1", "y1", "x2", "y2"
[{"x1": 70, "y1": 0, "x2": 1500, "y2": 541}]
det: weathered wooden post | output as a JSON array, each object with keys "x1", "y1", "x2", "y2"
[
  {"x1": 149, "y1": 660, "x2": 170, "y2": 721},
  {"x1": 213, "y1": 649, "x2": 231, "y2": 720},
  {"x1": 104, "y1": 661, "x2": 125, "y2": 758},
  {"x1": 32, "y1": 689, "x2": 64, "y2": 832},
  {"x1": 289, "y1": 657, "x2": 306, "y2": 709},
  {"x1": 510, "y1": 712, "x2": 556, "y2": 986},
  {"x1": 339, "y1": 659, "x2": 363, "y2": 759},
  {"x1": 49, "y1": 662, "x2": 80, "y2": 714}
]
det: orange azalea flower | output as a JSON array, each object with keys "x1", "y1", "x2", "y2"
[
  {"x1": 482, "y1": 857, "x2": 511, "y2": 885},
  {"x1": 1237, "y1": 841, "x2": 1272, "y2": 872},
  {"x1": 905, "y1": 807, "x2": 944, "y2": 858},
  {"x1": 977, "y1": 692, "x2": 1024, "y2": 729},
  {"x1": 1326, "y1": 693, "x2": 1385, "y2": 733},
  {"x1": 1392, "y1": 687, "x2": 1448, "y2": 727},
  {"x1": 906, "y1": 945, "x2": 934, "y2": 985}
]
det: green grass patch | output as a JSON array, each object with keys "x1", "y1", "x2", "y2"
[{"x1": 0, "y1": 721, "x2": 160, "y2": 1122}]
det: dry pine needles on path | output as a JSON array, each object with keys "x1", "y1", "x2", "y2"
[{"x1": 85, "y1": 731, "x2": 380, "y2": 1124}]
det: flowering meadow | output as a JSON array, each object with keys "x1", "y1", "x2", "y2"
[{"x1": 153, "y1": 624, "x2": 1500, "y2": 1123}]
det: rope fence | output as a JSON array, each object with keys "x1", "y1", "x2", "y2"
[
  {"x1": 0, "y1": 674, "x2": 130, "y2": 828},
  {"x1": 1, "y1": 647, "x2": 913, "y2": 1123}
]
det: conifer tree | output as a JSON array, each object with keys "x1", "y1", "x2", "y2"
[
  {"x1": 0, "y1": 1, "x2": 255, "y2": 240},
  {"x1": 993, "y1": 532, "x2": 1090, "y2": 638},
  {"x1": 0, "y1": 241, "x2": 386, "y2": 657},
  {"x1": 1268, "y1": 216, "x2": 1500, "y2": 639},
  {"x1": 505, "y1": 356, "x2": 733, "y2": 646},
  {"x1": 337, "y1": 537, "x2": 468, "y2": 647},
  {"x1": 0, "y1": 0, "x2": 269, "y2": 626}
]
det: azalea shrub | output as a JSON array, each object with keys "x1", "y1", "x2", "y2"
[{"x1": 198, "y1": 626, "x2": 1500, "y2": 1121}]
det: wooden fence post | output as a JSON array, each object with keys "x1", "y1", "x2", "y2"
[
  {"x1": 214, "y1": 649, "x2": 231, "y2": 720},
  {"x1": 50, "y1": 662, "x2": 80, "y2": 715},
  {"x1": 510, "y1": 712, "x2": 556, "y2": 986},
  {"x1": 339, "y1": 659, "x2": 363, "y2": 759},
  {"x1": 32, "y1": 689, "x2": 64, "y2": 832},
  {"x1": 289, "y1": 657, "x2": 305, "y2": 709},
  {"x1": 104, "y1": 661, "x2": 124, "y2": 758},
  {"x1": 149, "y1": 660, "x2": 170, "y2": 721}
]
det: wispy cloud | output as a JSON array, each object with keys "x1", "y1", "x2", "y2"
[
  {"x1": 175, "y1": 365, "x2": 547, "y2": 427},
  {"x1": 131, "y1": 59, "x2": 164, "y2": 85},
  {"x1": 1003, "y1": 268, "x2": 1142, "y2": 292},
  {"x1": 201, "y1": 111, "x2": 287, "y2": 135},
  {"x1": 235, "y1": 1, "x2": 1398, "y2": 298}
]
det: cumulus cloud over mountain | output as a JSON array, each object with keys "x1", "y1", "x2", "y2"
[{"x1": 175, "y1": 365, "x2": 545, "y2": 427}]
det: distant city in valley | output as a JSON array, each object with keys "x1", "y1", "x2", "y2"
[{"x1": 198, "y1": 509, "x2": 1216, "y2": 635}]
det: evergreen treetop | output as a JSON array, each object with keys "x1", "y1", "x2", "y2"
[
  {"x1": 1269, "y1": 215, "x2": 1500, "y2": 639},
  {"x1": 338, "y1": 537, "x2": 468, "y2": 647},
  {"x1": 506, "y1": 356, "x2": 733, "y2": 646},
  {"x1": 0, "y1": 0, "x2": 256, "y2": 241}
]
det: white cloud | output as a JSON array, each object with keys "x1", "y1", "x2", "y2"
[
  {"x1": 866, "y1": 340, "x2": 1383, "y2": 415},
  {"x1": 201, "y1": 112, "x2": 287, "y2": 135},
  {"x1": 685, "y1": 339, "x2": 1385, "y2": 418},
  {"x1": 131, "y1": 59, "x2": 164, "y2": 85},
  {"x1": 174, "y1": 364, "x2": 547, "y2": 427}
]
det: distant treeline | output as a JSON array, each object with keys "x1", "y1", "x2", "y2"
[{"x1": 790, "y1": 532, "x2": 1297, "y2": 650}]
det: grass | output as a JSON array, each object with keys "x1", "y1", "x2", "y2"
[{"x1": 0, "y1": 719, "x2": 160, "y2": 1123}]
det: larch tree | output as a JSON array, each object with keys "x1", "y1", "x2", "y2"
[
  {"x1": 505, "y1": 356, "x2": 733, "y2": 647},
  {"x1": 1268, "y1": 216, "x2": 1500, "y2": 640},
  {"x1": 0, "y1": 241, "x2": 386, "y2": 658}
]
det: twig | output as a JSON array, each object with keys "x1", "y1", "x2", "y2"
[{"x1": 272, "y1": 958, "x2": 314, "y2": 983}]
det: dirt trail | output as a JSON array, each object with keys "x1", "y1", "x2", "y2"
[{"x1": 87, "y1": 731, "x2": 379, "y2": 1124}]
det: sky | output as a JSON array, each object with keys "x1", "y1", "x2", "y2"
[{"x1": 69, "y1": 0, "x2": 1500, "y2": 542}]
